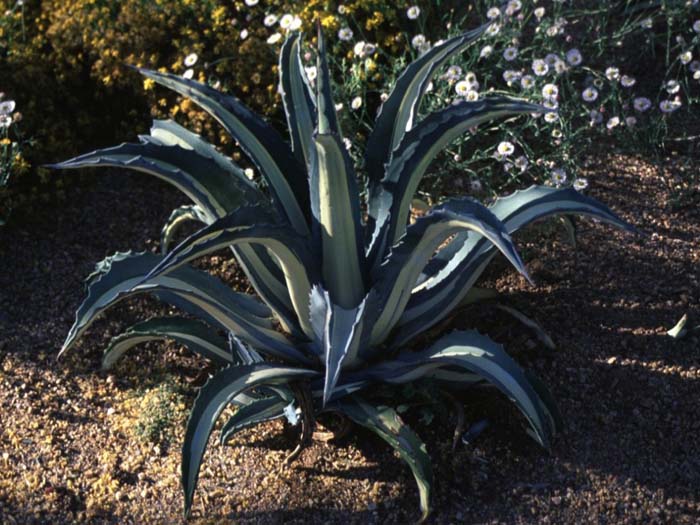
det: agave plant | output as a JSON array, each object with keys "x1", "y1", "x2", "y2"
[{"x1": 53, "y1": 24, "x2": 634, "y2": 520}]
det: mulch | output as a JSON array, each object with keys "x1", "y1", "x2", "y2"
[{"x1": 0, "y1": 149, "x2": 698, "y2": 524}]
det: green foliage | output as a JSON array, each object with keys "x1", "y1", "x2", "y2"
[
  {"x1": 56, "y1": 24, "x2": 635, "y2": 520},
  {"x1": 132, "y1": 380, "x2": 187, "y2": 445}
]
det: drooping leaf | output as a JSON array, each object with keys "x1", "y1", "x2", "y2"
[
  {"x1": 368, "y1": 97, "x2": 542, "y2": 265},
  {"x1": 219, "y1": 395, "x2": 290, "y2": 445},
  {"x1": 62, "y1": 251, "x2": 312, "y2": 364},
  {"x1": 50, "y1": 141, "x2": 265, "y2": 220},
  {"x1": 134, "y1": 67, "x2": 310, "y2": 234},
  {"x1": 279, "y1": 32, "x2": 317, "y2": 168},
  {"x1": 182, "y1": 365, "x2": 319, "y2": 515},
  {"x1": 335, "y1": 396, "x2": 433, "y2": 522},
  {"x1": 144, "y1": 207, "x2": 319, "y2": 339},
  {"x1": 102, "y1": 316, "x2": 232, "y2": 370},
  {"x1": 397, "y1": 185, "x2": 636, "y2": 344},
  {"x1": 360, "y1": 330, "x2": 556, "y2": 447},
  {"x1": 370, "y1": 197, "x2": 531, "y2": 345},
  {"x1": 161, "y1": 205, "x2": 211, "y2": 254}
]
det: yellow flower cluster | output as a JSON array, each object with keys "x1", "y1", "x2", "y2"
[{"x1": 0, "y1": 0, "x2": 409, "y2": 198}]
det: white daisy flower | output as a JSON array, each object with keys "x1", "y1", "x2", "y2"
[
  {"x1": 659, "y1": 99, "x2": 681, "y2": 113},
  {"x1": 240, "y1": 29, "x2": 249, "y2": 40},
  {"x1": 542, "y1": 83, "x2": 558, "y2": 99},
  {"x1": 444, "y1": 65, "x2": 463, "y2": 82},
  {"x1": 485, "y1": 24, "x2": 501, "y2": 37},
  {"x1": 289, "y1": 16, "x2": 302, "y2": 31},
  {"x1": 582, "y1": 87, "x2": 598, "y2": 102},
  {"x1": 514, "y1": 155, "x2": 528, "y2": 171},
  {"x1": 506, "y1": 0, "x2": 522, "y2": 15},
  {"x1": 520, "y1": 75, "x2": 535, "y2": 89},
  {"x1": 245, "y1": 0, "x2": 259, "y2": 5},
  {"x1": 640, "y1": 18, "x2": 653, "y2": 29},
  {"x1": 353, "y1": 41, "x2": 367, "y2": 57},
  {"x1": 304, "y1": 66, "x2": 317, "y2": 82},
  {"x1": 534, "y1": 7, "x2": 545, "y2": 20},
  {"x1": 470, "y1": 180, "x2": 483, "y2": 192},
  {"x1": 606, "y1": 116, "x2": 620, "y2": 129},
  {"x1": 497, "y1": 141, "x2": 515, "y2": 156},
  {"x1": 380, "y1": 92, "x2": 389, "y2": 102},
  {"x1": 620, "y1": 75, "x2": 636, "y2": 88},
  {"x1": 0, "y1": 115, "x2": 11, "y2": 129},
  {"x1": 566, "y1": 48, "x2": 582, "y2": 66},
  {"x1": 0, "y1": 100, "x2": 16, "y2": 115},
  {"x1": 338, "y1": 27, "x2": 353, "y2": 41},
  {"x1": 335, "y1": 103, "x2": 344, "y2": 111},
  {"x1": 279, "y1": 14, "x2": 294, "y2": 29},
  {"x1": 343, "y1": 138, "x2": 352, "y2": 151},
  {"x1": 407, "y1": 6, "x2": 420, "y2": 19},
  {"x1": 550, "y1": 168, "x2": 567, "y2": 186},
  {"x1": 544, "y1": 53, "x2": 559, "y2": 66},
  {"x1": 544, "y1": 112, "x2": 559, "y2": 123},
  {"x1": 264, "y1": 14, "x2": 278, "y2": 27},
  {"x1": 184, "y1": 53, "x2": 198, "y2": 67},
  {"x1": 487, "y1": 7, "x2": 501, "y2": 19},
  {"x1": 267, "y1": 33, "x2": 283, "y2": 44},
  {"x1": 479, "y1": 45, "x2": 493, "y2": 58},
  {"x1": 680, "y1": 51, "x2": 693, "y2": 65},
  {"x1": 665, "y1": 80, "x2": 680, "y2": 94},
  {"x1": 244, "y1": 168, "x2": 255, "y2": 180},
  {"x1": 573, "y1": 178, "x2": 588, "y2": 191},
  {"x1": 605, "y1": 67, "x2": 620, "y2": 81},
  {"x1": 465, "y1": 90, "x2": 479, "y2": 101},
  {"x1": 503, "y1": 70, "x2": 521, "y2": 85},
  {"x1": 411, "y1": 34, "x2": 427, "y2": 50},
  {"x1": 351, "y1": 96, "x2": 363, "y2": 110},
  {"x1": 532, "y1": 59, "x2": 549, "y2": 76},
  {"x1": 455, "y1": 80, "x2": 471, "y2": 96},
  {"x1": 633, "y1": 97, "x2": 651, "y2": 112},
  {"x1": 694, "y1": 20, "x2": 700, "y2": 33},
  {"x1": 503, "y1": 46, "x2": 518, "y2": 61},
  {"x1": 183, "y1": 68, "x2": 194, "y2": 79}
]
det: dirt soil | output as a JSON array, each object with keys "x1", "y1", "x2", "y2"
[{"x1": 0, "y1": 150, "x2": 699, "y2": 524}]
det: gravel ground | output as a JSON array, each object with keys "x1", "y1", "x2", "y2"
[{"x1": 0, "y1": 151, "x2": 698, "y2": 524}]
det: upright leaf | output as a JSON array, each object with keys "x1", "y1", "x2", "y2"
[
  {"x1": 280, "y1": 32, "x2": 317, "y2": 168},
  {"x1": 312, "y1": 134, "x2": 366, "y2": 307}
]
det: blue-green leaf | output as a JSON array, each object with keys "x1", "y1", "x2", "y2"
[
  {"x1": 368, "y1": 97, "x2": 542, "y2": 266},
  {"x1": 161, "y1": 205, "x2": 210, "y2": 254},
  {"x1": 280, "y1": 32, "x2": 317, "y2": 168},
  {"x1": 145, "y1": 207, "x2": 319, "y2": 339},
  {"x1": 335, "y1": 396, "x2": 432, "y2": 522},
  {"x1": 50, "y1": 141, "x2": 264, "y2": 220},
  {"x1": 370, "y1": 197, "x2": 530, "y2": 345},
  {"x1": 364, "y1": 24, "x2": 489, "y2": 199},
  {"x1": 182, "y1": 365, "x2": 319, "y2": 516},
  {"x1": 219, "y1": 395, "x2": 290, "y2": 445},
  {"x1": 135, "y1": 67, "x2": 310, "y2": 234},
  {"x1": 102, "y1": 316, "x2": 232, "y2": 370},
  {"x1": 311, "y1": 134, "x2": 366, "y2": 307}
]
